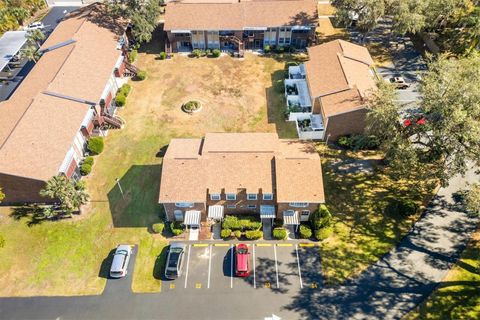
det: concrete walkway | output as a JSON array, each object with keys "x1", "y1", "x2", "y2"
[{"x1": 0, "y1": 169, "x2": 478, "y2": 319}]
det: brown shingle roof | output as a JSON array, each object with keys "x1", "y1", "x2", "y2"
[
  {"x1": 305, "y1": 40, "x2": 376, "y2": 117},
  {"x1": 164, "y1": 0, "x2": 318, "y2": 30},
  {"x1": 0, "y1": 4, "x2": 124, "y2": 181},
  {"x1": 159, "y1": 133, "x2": 325, "y2": 203}
]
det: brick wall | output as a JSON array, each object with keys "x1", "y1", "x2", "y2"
[
  {"x1": 325, "y1": 108, "x2": 368, "y2": 141},
  {"x1": 163, "y1": 202, "x2": 206, "y2": 222},
  {"x1": 277, "y1": 203, "x2": 320, "y2": 220},
  {"x1": 206, "y1": 189, "x2": 275, "y2": 216}
]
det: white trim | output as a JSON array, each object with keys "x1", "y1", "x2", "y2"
[
  {"x1": 226, "y1": 193, "x2": 236, "y2": 201},
  {"x1": 175, "y1": 202, "x2": 194, "y2": 208},
  {"x1": 263, "y1": 193, "x2": 273, "y2": 200},
  {"x1": 210, "y1": 194, "x2": 221, "y2": 201},
  {"x1": 247, "y1": 193, "x2": 257, "y2": 201},
  {"x1": 289, "y1": 202, "x2": 309, "y2": 208}
]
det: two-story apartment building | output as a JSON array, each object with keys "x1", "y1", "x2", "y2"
[
  {"x1": 285, "y1": 39, "x2": 377, "y2": 140},
  {"x1": 0, "y1": 4, "x2": 129, "y2": 203},
  {"x1": 158, "y1": 133, "x2": 325, "y2": 231},
  {"x1": 164, "y1": 0, "x2": 318, "y2": 53}
]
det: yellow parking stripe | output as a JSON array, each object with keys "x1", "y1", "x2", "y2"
[
  {"x1": 214, "y1": 243, "x2": 230, "y2": 247},
  {"x1": 256, "y1": 243, "x2": 272, "y2": 247},
  {"x1": 277, "y1": 243, "x2": 293, "y2": 247},
  {"x1": 299, "y1": 243, "x2": 315, "y2": 247},
  {"x1": 193, "y1": 244, "x2": 209, "y2": 247}
]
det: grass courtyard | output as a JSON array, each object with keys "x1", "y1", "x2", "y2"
[{"x1": 0, "y1": 39, "x2": 434, "y2": 296}]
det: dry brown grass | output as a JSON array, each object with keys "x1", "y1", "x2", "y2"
[
  {"x1": 316, "y1": 17, "x2": 349, "y2": 43},
  {"x1": 318, "y1": 3, "x2": 336, "y2": 16}
]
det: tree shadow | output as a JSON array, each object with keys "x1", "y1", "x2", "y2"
[
  {"x1": 9, "y1": 205, "x2": 73, "y2": 227},
  {"x1": 98, "y1": 248, "x2": 116, "y2": 279},
  {"x1": 107, "y1": 164, "x2": 162, "y2": 227},
  {"x1": 138, "y1": 23, "x2": 165, "y2": 55}
]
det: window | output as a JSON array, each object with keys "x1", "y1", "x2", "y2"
[
  {"x1": 301, "y1": 210, "x2": 310, "y2": 216},
  {"x1": 247, "y1": 205, "x2": 257, "y2": 209},
  {"x1": 279, "y1": 38, "x2": 284, "y2": 44},
  {"x1": 175, "y1": 202, "x2": 194, "y2": 208},
  {"x1": 174, "y1": 210, "x2": 184, "y2": 221},
  {"x1": 210, "y1": 194, "x2": 221, "y2": 201},
  {"x1": 227, "y1": 204, "x2": 236, "y2": 209},
  {"x1": 289, "y1": 202, "x2": 309, "y2": 208},
  {"x1": 247, "y1": 194, "x2": 257, "y2": 200},
  {"x1": 263, "y1": 193, "x2": 273, "y2": 200},
  {"x1": 285, "y1": 38, "x2": 291, "y2": 44},
  {"x1": 226, "y1": 194, "x2": 236, "y2": 201},
  {"x1": 285, "y1": 27, "x2": 291, "y2": 32},
  {"x1": 280, "y1": 27, "x2": 286, "y2": 32}
]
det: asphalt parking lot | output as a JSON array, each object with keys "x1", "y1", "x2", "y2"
[{"x1": 163, "y1": 243, "x2": 323, "y2": 295}]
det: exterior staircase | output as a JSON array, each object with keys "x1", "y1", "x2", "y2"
[
  {"x1": 103, "y1": 115, "x2": 125, "y2": 129},
  {"x1": 220, "y1": 35, "x2": 245, "y2": 57},
  {"x1": 124, "y1": 61, "x2": 138, "y2": 77}
]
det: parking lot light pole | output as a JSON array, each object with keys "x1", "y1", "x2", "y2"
[{"x1": 115, "y1": 178, "x2": 125, "y2": 200}]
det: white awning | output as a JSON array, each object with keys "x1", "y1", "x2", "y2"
[
  {"x1": 184, "y1": 210, "x2": 201, "y2": 226},
  {"x1": 260, "y1": 205, "x2": 275, "y2": 219},
  {"x1": 171, "y1": 30, "x2": 191, "y2": 34},
  {"x1": 283, "y1": 211, "x2": 299, "y2": 225},
  {"x1": 208, "y1": 205, "x2": 224, "y2": 220}
]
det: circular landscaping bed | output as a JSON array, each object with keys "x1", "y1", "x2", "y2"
[{"x1": 181, "y1": 100, "x2": 202, "y2": 114}]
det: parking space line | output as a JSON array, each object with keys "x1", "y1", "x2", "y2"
[
  {"x1": 273, "y1": 244, "x2": 279, "y2": 288},
  {"x1": 256, "y1": 243, "x2": 272, "y2": 247},
  {"x1": 207, "y1": 245, "x2": 212, "y2": 289},
  {"x1": 299, "y1": 243, "x2": 315, "y2": 247},
  {"x1": 193, "y1": 243, "x2": 208, "y2": 247},
  {"x1": 214, "y1": 243, "x2": 230, "y2": 246},
  {"x1": 253, "y1": 244, "x2": 256, "y2": 288},
  {"x1": 295, "y1": 244, "x2": 303, "y2": 289},
  {"x1": 230, "y1": 244, "x2": 234, "y2": 288},
  {"x1": 277, "y1": 243, "x2": 292, "y2": 247},
  {"x1": 184, "y1": 244, "x2": 191, "y2": 289}
]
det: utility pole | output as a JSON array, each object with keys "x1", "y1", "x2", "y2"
[{"x1": 115, "y1": 178, "x2": 125, "y2": 200}]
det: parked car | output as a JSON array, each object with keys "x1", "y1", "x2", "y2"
[
  {"x1": 24, "y1": 22, "x2": 45, "y2": 31},
  {"x1": 109, "y1": 244, "x2": 132, "y2": 278},
  {"x1": 165, "y1": 243, "x2": 186, "y2": 279},
  {"x1": 235, "y1": 243, "x2": 251, "y2": 277},
  {"x1": 387, "y1": 76, "x2": 410, "y2": 89}
]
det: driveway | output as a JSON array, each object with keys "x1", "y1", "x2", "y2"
[
  {"x1": 0, "y1": 168, "x2": 478, "y2": 319},
  {"x1": 0, "y1": 6, "x2": 79, "y2": 101}
]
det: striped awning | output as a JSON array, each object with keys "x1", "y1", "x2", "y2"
[
  {"x1": 208, "y1": 205, "x2": 224, "y2": 220},
  {"x1": 184, "y1": 210, "x2": 201, "y2": 226},
  {"x1": 260, "y1": 205, "x2": 276, "y2": 219},
  {"x1": 283, "y1": 211, "x2": 299, "y2": 225}
]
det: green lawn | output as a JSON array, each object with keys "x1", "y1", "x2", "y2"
[
  {"x1": 318, "y1": 145, "x2": 437, "y2": 283},
  {"x1": 405, "y1": 231, "x2": 480, "y2": 320}
]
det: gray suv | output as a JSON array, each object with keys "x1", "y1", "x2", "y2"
[
  {"x1": 165, "y1": 243, "x2": 186, "y2": 279},
  {"x1": 110, "y1": 245, "x2": 132, "y2": 278}
]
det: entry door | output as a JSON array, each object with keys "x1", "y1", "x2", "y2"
[{"x1": 254, "y1": 39, "x2": 262, "y2": 48}]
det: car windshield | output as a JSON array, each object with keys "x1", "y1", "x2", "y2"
[
  {"x1": 168, "y1": 248, "x2": 183, "y2": 268},
  {"x1": 116, "y1": 250, "x2": 128, "y2": 255},
  {"x1": 237, "y1": 248, "x2": 248, "y2": 254}
]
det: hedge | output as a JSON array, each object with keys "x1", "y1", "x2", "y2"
[
  {"x1": 128, "y1": 49, "x2": 138, "y2": 63},
  {"x1": 245, "y1": 230, "x2": 263, "y2": 240},
  {"x1": 233, "y1": 230, "x2": 242, "y2": 239},
  {"x1": 152, "y1": 222, "x2": 164, "y2": 234},
  {"x1": 115, "y1": 94, "x2": 126, "y2": 107},
  {"x1": 310, "y1": 204, "x2": 332, "y2": 230},
  {"x1": 87, "y1": 137, "x2": 104, "y2": 155},
  {"x1": 299, "y1": 224, "x2": 312, "y2": 239},
  {"x1": 315, "y1": 227, "x2": 333, "y2": 241},
  {"x1": 222, "y1": 216, "x2": 261, "y2": 231},
  {"x1": 212, "y1": 49, "x2": 221, "y2": 57},
  {"x1": 119, "y1": 84, "x2": 131, "y2": 97},
  {"x1": 273, "y1": 227, "x2": 287, "y2": 240},
  {"x1": 337, "y1": 134, "x2": 380, "y2": 150},
  {"x1": 170, "y1": 222, "x2": 184, "y2": 236},
  {"x1": 80, "y1": 163, "x2": 92, "y2": 176},
  {"x1": 135, "y1": 70, "x2": 147, "y2": 81},
  {"x1": 221, "y1": 229, "x2": 232, "y2": 239}
]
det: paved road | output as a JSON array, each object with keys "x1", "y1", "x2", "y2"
[{"x1": 0, "y1": 169, "x2": 478, "y2": 319}]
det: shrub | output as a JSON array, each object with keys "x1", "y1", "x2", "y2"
[
  {"x1": 170, "y1": 222, "x2": 184, "y2": 236},
  {"x1": 315, "y1": 227, "x2": 333, "y2": 241},
  {"x1": 80, "y1": 163, "x2": 92, "y2": 176},
  {"x1": 205, "y1": 49, "x2": 212, "y2": 56},
  {"x1": 275, "y1": 46, "x2": 285, "y2": 53},
  {"x1": 385, "y1": 199, "x2": 419, "y2": 217},
  {"x1": 222, "y1": 215, "x2": 261, "y2": 231},
  {"x1": 299, "y1": 224, "x2": 312, "y2": 239},
  {"x1": 264, "y1": 45, "x2": 271, "y2": 53},
  {"x1": 87, "y1": 137, "x2": 104, "y2": 155},
  {"x1": 119, "y1": 84, "x2": 131, "y2": 97},
  {"x1": 192, "y1": 49, "x2": 204, "y2": 58},
  {"x1": 337, "y1": 134, "x2": 380, "y2": 150},
  {"x1": 115, "y1": 93, "x2": 126, "y2": 107},
  {"x1": 245, "y1": 230, "x2": 263, "y2": 240},
  {"x1": 310, "y1": 204, "x2": 332, "y2": 230},
  {"x1": 212, "y1": 49, "x2": 221, "y2": 57},
  {"x1": 152, "y1": 222, "x2": 165, "y2": 234},
  {"x1": 337, "y1": 135, "x2": 351, "y2": 148},
  {"x1": 128, "y1": 49, "x2": 138, "y2": 63},
  {"x1": 273, "y1": 227, "x2": 287, "y2": 240},
  {"x1": 233, "y1": 230, "x2": 242, "y2": 239},
  {"x1": 158, "y1": 51, "x2": 167, "y2": 60},
  {"x1": 83, "y1": 156, "x2": 94, "y2": 166},
  {"x1": 221, "y1": 229, "x2": 232, "y2": 239},
  {"x1": 182, "y1": 100, "x2": 200, "y2": 112},
  {"x1": 135, "y1": 70, "x2": 147, "y2": 81}
]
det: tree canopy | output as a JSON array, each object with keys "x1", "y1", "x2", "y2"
[
  {"x1": 39, "y1": 176, "x2": 89, "y2": 217},
  {"x1": 108, "y1": 0, "x2": 161, "y2": 43},
  {"x1": 0, "y1": 0, "x2": 45, "y2": 34},
  {"x1": 367, "y1": 53, "x2": 480, "y2": 185}
]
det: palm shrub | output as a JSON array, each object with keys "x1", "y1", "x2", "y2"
[
  {"x1": 39, "y1": 176, "x2": 89, "y2": 217},
  {"x1": 87, "y1": 137, "x2": 104, "y2": 155},
  {"x1": 273, "y1": 227, "x2": 287, "y2": 240}
]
